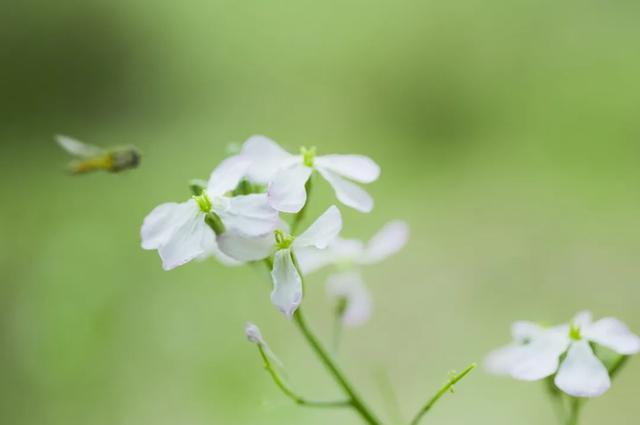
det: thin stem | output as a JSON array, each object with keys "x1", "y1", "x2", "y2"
[
  {"x1": 290, "y1": 175, "x2": 313, "y2": 235},
  {"x1": 608, "y1": 355, "x2": 628, "y2": 378},
  {"x1": 293, "y1": 308, "x2": 384, "y2": 425},
  {"x1": 565, "y1": 398, "x2": 581, "y2": 425},
  {"x1": 544, "y1": 376, "x2": 565, "y2": 424},
  {"x1": 332, "y1": 299, "x2": 346, "y2": 356},
  {"x1": 408, "y1": 363, "x2": 477, "y2": 425},
  {"x1": 256, "y1": 345, "x2": 350, "y2": 409}
]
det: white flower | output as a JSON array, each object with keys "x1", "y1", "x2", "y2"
[
  {"x1": 295, "y1": 220, "x2": 408, "y2": 327},
  {"x1": 485, "y1": 311, "x2": 640, "y2": 398},
  {"x1": 218, "y1": 206, "x2": 343, "y2": 318},
  {"x1": 326, "y1": 272, "x2": 373, "y2": 327},
  {"x1": 141, "y1": 156, "x2": 279, "y2": 270},
  {"x1": 238, "y1": 135, "x2": 380, "y2": 213},
  {"x1": 296, "y1": 220, "x2": 409, "y2": 274}
]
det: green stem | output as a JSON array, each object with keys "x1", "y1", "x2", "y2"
[
  {"x1": 408, "y1": 363, "x2": 477, "y2": 425},
  {"x1": 608, "y1": 355, "x2": 628, "y2": 378},
  {"x1": 293, "y1": 308, "x2": 384, "y2": 425},
  {"x1": 256, "y1": 345, "x2": 350, "y2": 408},
  {"x1": 565, "y1": 398, "x2": 581, "y2": 425}
]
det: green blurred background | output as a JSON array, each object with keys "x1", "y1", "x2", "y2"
[{"x1": 2, "y1": 1, "x2": 639, "y2": 424}]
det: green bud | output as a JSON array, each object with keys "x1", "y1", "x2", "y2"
[
  {"x1": 189, "y1": 179, "x2": 208, "y2": 196},
  {"x1": 274, "y1": 229, "x2": 294, "y2": 249},
  {"x1": 569, "y1": 323, "x2": 582, "y2": 341},
  {"x1": 300, "y1": 146, "x2": 317, "y2": 167},
  {"x1": 205, "y1": 211, "x2": 225, "y2": 235}
]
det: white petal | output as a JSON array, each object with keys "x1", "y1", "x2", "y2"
[
  {"x1": 326, "y1": 272, "x2": 372, "y2": 327},
  {"x1": 141, "y1": 201, "x2": 193, "y2": 250},
  {"x1": 214, "y1": 193, "x2": 279, "y2": 237},
  {"x1": 484, "y1": 344, "x2": 525, "y2": 376},
  {"x1": 511, "y1": 321, "x2": 547, "y2": 343},
  {"x1": 584, "y1": 317, "x2": 640, "y2": 355},
  {"x1": 360, "y1": 220, "x2": 409, "y2": 264},
  {"x1": 207, "y1": 155, "x2": 251, "y2": 196},
  {"x1": 509, "y1": 331, "x2": 570, "y2": 381},
  {"x1": 217, "y1": 231, "x2": 275, "y2": 262},
  {"x1": 294, "y1": 205, "x2": 342, "y2": 249},
  {"x1": 573, "y1": 311, "x2": 593, "y2": 328},
  {"x1": 316, "y1": 166, "x2": 374, "y2": 213},
  {"x1": 295, "y1": 246, "x2": 337, "y2": 274},
  {"x1": 240, "y1": 135, "x2": 294, "y2": 183},
  {"x1": 315, "y1": 154, "x2": 380, "y2": 183},
  {"x1": 55, "y1": 135, "x2": 104, "y2": 157},
  {"x1": 157, "y1": 203, "x2": 211, "y2": 270},
  {"x1": 197, "y1": 231, "x2": 243, "y2": 266},
  {"x1": 270, "y1": 249, "x2": 303, "y2": 319},
  {"x1": 555, "y1": 340, "x2": 611, "y2": 397},
  {"x1": 267, "y1": 164, "x2": 312, "y2": 213}
]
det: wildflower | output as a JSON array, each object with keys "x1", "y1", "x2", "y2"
[
  {"x1": 485, "y1": 311, "x2": 640, "y2": 397},
  {"x1": 295, "y1": 221, "x2": 408, "y2": 327},
  {"x1": 141, "y1": 156, "x2": 279, "y2": 270},
  {"x1": 237, "y1": 136, "x2": 380, "y2": 213},
  {"x1": 218, "y1": 206, "x2": 343, "y2": 318}
]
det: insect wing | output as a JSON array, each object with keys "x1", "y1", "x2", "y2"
[{"x1": 56, "y1": 135, "x2": 105, "y2": 158}]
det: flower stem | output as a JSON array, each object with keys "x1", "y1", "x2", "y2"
[
  {"x1": 408, "y1": 363, "x2": 477, "y2": 425},
  {"x1": 565, "y1": 398, "x2": 581, "y2": 425},
  {"x1": 256, "y1": 345, "x2": 350, "y2": 408},
  {"x1": 293, "y1": 308, "x2": 384, "y2": 425}
]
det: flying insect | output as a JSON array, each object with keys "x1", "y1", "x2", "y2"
[{"x1": 56, "y1": 135, "x2": 141, "y2": 174}]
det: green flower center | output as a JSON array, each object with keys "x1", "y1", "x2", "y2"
[
  {"x1": 274, "y1": 229, "x2": 294, "y2": 249},
  {"x1": 301, "y1": 146, "x2": 317, "y2": 167},
  {"x1": 193, "y1": 192, "x2": 212, "y2": 212},
  {"x1": 569, "y1": 323, "x2": 582, "y2": 341}
]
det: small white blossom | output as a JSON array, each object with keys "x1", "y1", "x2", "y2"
[
  {"x1": 326, "y1": 272, "x2": 373, "y2": 327},
  {"x1": 141, "y1": 156, "x2": 279, "y2": 270},
  {"x1": 485, "y1": 311, "x2": 640, "y2": 398},
  {"x1": 236, "y1": 135, "x2": 380, "y2": 213},
  {"x1": 219, "y1": 206, "x2": 343, "y2": 318}
]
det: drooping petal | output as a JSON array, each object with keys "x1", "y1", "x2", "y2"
[
  {"x1": 584, "y1": 317, "x2": 640, "y2": 355},
  {"x1": 360, "y1": 220, "x2": 409, "y2": 264},
  {"x1": 267, "y1": 164, "x2": 312, "y2": 213},
  {"x1": 198, "y1": 229, "x2": 242, "y2": 266},
  {"x1": 240, "y1": 135, "x2": 294, "y2": 183},
  {"x1": 141, "y1": 201, "x2": 194, "y2": 250},
  {"x1": 316, "y1": 166, "x2": 374, "y2": 213},
  {"x1": 555, "y1": 340, "x2": 611, "y2": 397},
  {"x1": 270, "y1": 249, "x2": 303, "y2": 319},
  {"x1": 217, "y1": 231, "x2": 275, "y2": 262},
  {"x1": 509, "y1": 330, "x2": 570, "y2": 381},
  {"x1": 156, "y1": 203, "x2": 212, "y2": 270},
  {"x1": 315, "y1": 154, "x2": 380, "y2": 183},
  {"x1": 207, "y1": 155, "x2": 251, "y2": 196},
  {"x1": 294, "y1": 205, "x2": 342, "y2": 249},
  {"x1": 326, "y1": 272, "x2": 372, "y2": 327},
  {"x1": 214, "y1": 193, "x2": 279, "y2": 237}
]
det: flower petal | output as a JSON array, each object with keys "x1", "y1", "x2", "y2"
[
  {"x1": 555, "y1": 340, "x2": 611, "y2": 397},
  {"x1": 573, "y1": 311, "x2": 593, "y2": 328},
  {"x1": 217, "y1": 231, "x2": 275, "y2": 262},
  {"x1": 207, "y1": 155, "x2": 251, "y2": 196},
  {"x1": 267, "y1": 164, "x2": 312, "y2": 213},
  {"x1": 141, "y1": 201, "x2": 193, "y2": 250},
  {"x1": 294, "y1": 205, "x2": 342, "y2": 249},
  {"x1": 240, "y1": 135, "x2": 294, "y2": 183},
  {"x1": 360, "y1": 220, "x2": 409, "y2": 264},
  {"x1": 316, "y1": 166, "x2": 374, "y2": 213},
  {"x1": 509, "y1": 330, "x2": 569, "y2": 381},
  {"x1": 294, "y1": 246, "x2": 337, "y2": 274},
  {"x1": 157, "y1": 203, "x2": 212, "y2": 270},
  {"x1": 314, "y1": 154, "x2": 380, "y2": 183},
  {"x1": 584, "y1": 317, "x2": 640, "y2": 355},
  {"x1": 484, "y1": 344, "x2": 526, "y2": 376},
  {"x1": 270, "y1": 249, "x2": 303, "y2": 319},
  {"x1": 214, "y1": 193, "x2": 279, "y2": 237},
  {"x1": 326, "y1": 271, "x2": 372, "y2": 327}
]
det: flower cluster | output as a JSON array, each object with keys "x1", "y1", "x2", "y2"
[
  {"x1": 141, "y1": 135, "x2": 389, "y2": 319},
  {"x1": 485, "y1": 311, "x2": 640, "y2": 397}
]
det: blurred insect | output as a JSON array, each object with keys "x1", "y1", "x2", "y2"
[{"x1": 55, "y1": 135, "x2": 141, "y2": 174}]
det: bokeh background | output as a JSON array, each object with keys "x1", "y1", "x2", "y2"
[{"x1": 2, "y1": 1, "x2": 639, "y2": 424}]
